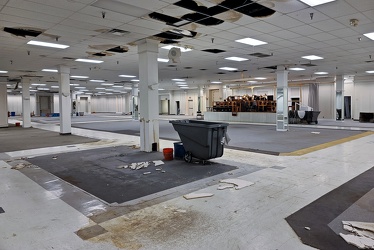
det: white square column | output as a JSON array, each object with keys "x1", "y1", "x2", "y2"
[
  {"x1": 0, "y1": 84, "x2": 8, "y2": 128},
  {"x1": 335, "y1": 75, "x2": 344, "y2": 121},
  {"x1": 22, "y1": 78, "x2": 31, "y2": 128},
  {"x1": 137, "y1": 39, "x2": 159, "y2": 152},
  {"x1": 59, "y1": 66, "x2": 72, "y2": 135},
  {"x1": 276, "y1": 66, "x2": 289, "y2": 131}
]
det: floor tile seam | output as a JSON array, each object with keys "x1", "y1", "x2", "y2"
[{"x1": 280, "y1": 131, "x2": 374, "y2": 156}]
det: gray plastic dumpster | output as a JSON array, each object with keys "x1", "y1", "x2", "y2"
[{"x1": 169, "y1": 120, "x2": 229, "y2": 163}]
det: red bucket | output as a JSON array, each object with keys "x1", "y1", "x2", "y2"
[{"x1": 163, "y1": 148, "x2": 173, "y2": 161}]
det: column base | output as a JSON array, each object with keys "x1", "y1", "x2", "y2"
[{"x1": 59, "y1": 132, "x2": 72, "y2": 135}]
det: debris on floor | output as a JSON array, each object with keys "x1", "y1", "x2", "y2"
[
  {"x1": 143, "y1": 172, "x2": 151, "y2": 175},
  {"x1": 183, "y1": 193, "x2": 214, "y2": 200},
  {"x1": 217, "y1": 184, "x2": 235, "y2": 190},
  {"x1": 219, "y1": 178, "x2": 254, "y2": 190},
  {"x1": 11, "y1": 163, "x2": 31, "y2": 170},
  {"x1": 153, "y1": 160, "x2": 164, "y2": 166},
  {"x1": 116, "y1": 160, "x2": 164, "y2": 172},
  {"x1": 304, "y1": 227, "x2": 311, "y2": 231},
  {"x1": 340, "y1": 221, "x2": 374, "y2": 249},
  {"x1": 311, "y1": 132, "x2": 320, "y2": 134}
]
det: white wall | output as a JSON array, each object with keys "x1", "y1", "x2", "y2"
[
  {"x1": 91, "y1": 94, "x2": 130, "y2": 113},
  {"x1": 318, "y1": 83, "x2": 335, "y2": 119},
  {"x1": 352, "y1": 79, "x2": 374, "y2": 120},
  {"x1": 7, "y1": 95, "x2": 37, "y2": 115}
]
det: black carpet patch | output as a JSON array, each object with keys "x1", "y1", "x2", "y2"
[
  {"x1": 286, "y1": 167, "x2": 374, "y2": 250},
  {"x1": 27, "y1": 146, "x2": 237, "y2": 204},
  {"x1": 0, "y1": 207, "x2": 4, "y2": 214}
]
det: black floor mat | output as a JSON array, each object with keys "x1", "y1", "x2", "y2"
[
  {"x1": 286, "y1": 167, "x2": 374, "y2": 250},
  {"x1": 27, "y1": 146, "x2": 237, "y2": 204}
]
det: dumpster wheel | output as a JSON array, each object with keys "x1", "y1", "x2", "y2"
[{"x1": 184, "y1": 151, "x2": 192, "y2": 163}]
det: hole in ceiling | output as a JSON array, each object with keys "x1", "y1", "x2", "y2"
[
  {"x1": 161, "y1": 39, "x2": 178, "y2": 44},
  {"x1": 62, "y1": 57, "x2": 76, "y2": 60},
  {"x1": 249, "y1": 52, "x2": 272, "y2": 58},
  {"x1": 174, "y1": 0, "x2": 227, "y2": 16},
  {"x1": 262, "y1": 66, "x2": 277, "y2": 70},
  {"x1": 184, "y1": 67, "x2": 193, "y2": 69},
  {"x1": 217, "y1": 72, "x2": 226, "y2": 74},
  {"x1": 168, "y1": 65, "x2": 177, "y2": 67},
  {"x1": 106, "y1": 46, "x2": 128, "y2": 53},
  {"x1": 107, "y1": 28, "x2": 130, "y2": 36},
  {"x1": 92, "y1": 52, "x2": 107, "y2": 57},
  {"x1": 181, "y1": 13, "x2": 224, "y2": 26},
  {"x1": 301, "y1": 63, "x2": 317, "y2": 67},
  {"x1": 202, "y1": 49, "x2": 226, "y2": 53},
  {"x1": 149, "y1": 12, "x2": 182, "y2": 25},
  {"x1": 3, "y1": 27, "x2": 43, "y2": 37},
  {"x1": 200, "y1": 69, "x2": 207, "y2": 70}
]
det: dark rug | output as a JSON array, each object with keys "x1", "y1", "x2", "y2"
[
  {"x1": 286, "y1": 167, "x2": 374, "y2": 250},
  {"x1": 27, "y1": 146, "x2": 237, "y2": 204},
  {"x1": 0, "y1": 127, "x2": 98, "y2": 153}
]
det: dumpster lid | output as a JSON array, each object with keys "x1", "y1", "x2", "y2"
[{"x1": 169, "y1": 119, "x2": 229, "y2": 128}]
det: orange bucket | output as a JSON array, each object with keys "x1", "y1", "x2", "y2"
[{"x1": 163, "y1": 148, "x2": 173, "y2": 161}]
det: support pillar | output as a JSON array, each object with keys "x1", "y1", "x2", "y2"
[
  {"x1": 335, "y1": 75, "x2": 344, "y2": 121},
  {"x1": 276, "y1": 66, "x2": 289, "y2": 131},
  {"x1": 22, "y1": 78, "x2": 31, "y2": 128},
  {"x1": 0, "y1": 84, "x2": 8, "y2": 128},
  {"x1": 138, "y1": 39, "x2": 159, "y2": 152},
  {"x1": 59, "y1": 66, "x2": 71, "y2": 135}
]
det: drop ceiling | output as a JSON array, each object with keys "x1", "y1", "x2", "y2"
[{"x1": 1, "y1": 0, "x2": 374, "y2": 94}]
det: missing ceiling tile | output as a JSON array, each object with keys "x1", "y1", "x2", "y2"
[
  {"x1": 149, "y1": 12, "x2": 182, "y2": 25},
  {"x1": 249, "y1": 52, "x2": 272, "y2": 58},
  {"x1": 181, "y1": 13, "x2": 224, "y2": 26},
  {"x1": 202, "y1": 49, "x2": 226, "y2": 53},
  {"x1": 184, "y1": 67, "x2": 193, "y2": 69},
  {"x1": 3, "y1": 27, "x2": 43, "y2": 37},
  {"x1": 107, "y1": 46, "x2": 128, "y2": 53},
  {"x1": 217, "y1": 72, "x2": 226, "y2": 74}
]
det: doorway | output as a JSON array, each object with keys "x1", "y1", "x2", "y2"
[
  {"x1": 176, "y1": 101, "x2": 180, "y2": 115},
  {"x1": 160, "y1": 100, "x2": 169, "y2": 115},
  {"x1": 40, "y1": 96, "x2": 51, "y2": 115},
  {"x1": 344, "y1": 96, "x2": 351, "y2": 119},
  {"x1": 80, "y1": 97, "x2": 88, "y2": 113}
]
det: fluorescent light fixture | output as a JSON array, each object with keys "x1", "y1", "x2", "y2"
[
  {"x1": 289, "y1": 67, "x2": 305, "y2": 71},
  {"x1": 75, "y1": 58, "x2": 103, "y2": 64},
  {"x1": 75, "y1": 86, "x2": 86, "y2": 89},
  {"x1": 30, "y1": 89, "x2": 38, "y2": 92},
  {"x1": 235, "y1": 37, "x2": 267, "y2": 46},
  {"x1": 131, "y1": 79, "x2": 139, "y2": 82},
  {"x1": 27, "y1": 40, "x2": 69, "y2": 49},
  {"x1": 105, "y1": 89, "x2": 114, "y2": 91},
  {"x1": 363, "y1": 32, "x2": 374, "y2": 41},
  {"x1": 247, "y1": 81, "x2": 258, "y2": 83},
  {"x1": 302, "y1": 55, "x2": 323, "y2": 60},
  {"x1": 95, "y1": 87, "x2": 105, "y2": 90},
  {"x1": 70, "y1": 83, "x2": 79, "y2": 86},
  {"x1": 31, "y1": 83, "x2": 46, "y2": 86},
  {"x1": 157, "y1": 58, "x2": 169, "y2": 62},
  {"x1": 255, "y1": 77, "x2": 267, "y2": 80},
  {"x1": 106, "y1": 93, "x2": 113, "y2": 94},
  {"x1": 180, "y1": 86, "x2": 189, "y2": 89},
  {"x1": 85, "y1": 93, "x2": 93, "y2": 94},
  {"x1": 298, "y1": 0, "x2": 336, "y2": 7},
  {"x1": 51, "y1": 86, "x2": 59, "y2": 88},
  {"x1": 158, "y1": 88, "x2": 165, "y2": 90},
  {"x1": 178, "y1": 84, "x2": 188, "y2": 87},
  {"x1": 112, "y1": 85, "x2": 123, "y2": 88},
  {"x1": 89, "y1": 79, "x2": 105, "y2": 83},
  {"x1": 219, "y1": 67, "x2": 238, "y2": 71},
  {"x1": 225, "y1": 57, "x2": 249, "y2": 62},
  {"x1": 42, "y1": 69, "x2": 58, "y2": 72},
  {"x1": 98, "y1": 92, "x2": 106, "y2": 93},
  {"x1": 176, "y1": 82, "x2": 187, "y2": 85},
  {"x1": 119, "y1": 74, "x2": 136, "y2": 78},
  {"x1": 161, "y1": 45, "x2": 192, "y2": 52},
  {"x1": 0, "y1": 70, "x2": 8, "y2": 73},
  {"x1": 366, "y1": 70, "x2": 374, "y2": 73},
  {"x1": 211, "y1": 81, "x2": 222, "y2": 84},
  {"x1": 123, "y1": 87, "x2": 132, "y2": 90},
  {"x1": 71, "y1": 75, "x2": 89, "y2": 79},
  {"x1": 172, "y1": 79, "x2": 185, "y2": 81},
  {"x1": 38, "y1": 88, "x2": 50, "y2": 90},
  {"x1": 314, "y1": 72, "x2": 328, "y2": 75}
]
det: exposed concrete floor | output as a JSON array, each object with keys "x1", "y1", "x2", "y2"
[{"x1": 1, "y1": 114, "x2": 374, "y2": 250}]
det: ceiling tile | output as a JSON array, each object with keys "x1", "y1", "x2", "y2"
[
  {"x1": 345, "y1": 0, "x2": 374, "y2": 12},
  {"x1": 310, "y1": 19, "x2": 346, "y2": 32},
  {"x1": 271, "y1": 30, "x2": 302, "y2": 39},
  {"x1": 264, "y1": 13, "x2": 304, "y2": 29},
  {"x1": 308, "y1": 32, "x2": 337, "y2": 41},
  {"x1": 289, "y1": 25, "x2": 322, "y2": 36},
  {"x1": 287, "y1": 8, "x2": 329, "y2": 23},
  {"x1": 315, "y1": 0, "x2": 358, "y2": 18}
]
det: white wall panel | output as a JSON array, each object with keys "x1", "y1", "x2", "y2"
[
  {"x1": 353, "y1": 80, "x2": 374, "y2": 120},
  {"x1": 319, "y1": 84, "x2": 334, "y2": 119}
]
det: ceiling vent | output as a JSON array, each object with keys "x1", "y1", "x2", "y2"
[{"x1": 168, "y1": 47, "x2": 181, "y2": 63}]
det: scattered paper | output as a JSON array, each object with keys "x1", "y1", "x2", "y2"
[
  {"x1": 153, "y1": 160, "x2": 164, "y2": 166},
  {"x1": 143, "y1": 172, "x2": 151, "y2": 175},
  {"x1": 183, "y1": 193, "x2": 214, "y2": 200},
  {"x1": 219, "y1": 178, "x2": 254, "y2": 190},
  {"x1": 304, "y1": 227, "x2": 311, "y2": 231},
  {"x1": 340, "y1": 233, "x2": 374, "y2": 249},
  {"x1": 11, "y1": 163, "x2": 30, "y2": 170}
]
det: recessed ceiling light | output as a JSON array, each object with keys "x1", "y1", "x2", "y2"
[
  {"x1": 27, "y1": 40, "x2": 69, "y2": 49},
  {"x1": 30, "y1": 89, "x2": 38, "y2": 92},
  {"x1": 211, "y1": 81, "x2": 222, "y2": 84},
  {"x1": 31, "y1": 83, "x2": 46, "y2": 86},
  {"x1": 157, "y1": 58, "x2": 169, "y2": 62},
  {"x1": 314, "y1": 72, "x2": 328, "y2": 75},
  {"x1": 255, "y1": 77, "x2": 267, "y2": 80},
  {"x1": 180, "y1": 86, "x2": 189, "y2": 89},
  {"x1": 42, "y1": 69, "x2": 58, "y2": 72},
  {"x1": 89, "y1": 79, "x2": 105, "y2": 83},
  {"x1": 71, "y1": 75, "x2": 89, "y2": 79},
  {"x1": 75, "y1": 86, "x2": 86, "y2": 89},
  {"x1": 219, "y1": 67, "x2": 238, "y2": 71},
  {"x1": 0, "y1": 70, "x2": 8, "y2": 73},
  {"x1": 225, "y1": 57, "x2": 249, "y2": 62},
  {"x1": 131, "y1": 79, "x2": 139, "y2": 82},
  {"x1": 172, "y1": 79, "x2": 185, "y2": 81},
  {"x1": 363, "y1": 32, "x2": 374, "y2": 41},
  {"x1": 119, "y1": 74, "x2": 136, "y2": 78},
  {"x1": 175, "y1": 82, "x2": 186, "y2": 85},
  {"x1": 247, "y1": 81, "x2": 258, "y2": 83},
  {"x1": 101, "y1": 83, "x2": 114, "y2": 86},
  {"x1": 161, "y1": 45, "x2": 192, "y2": 52},
  {"x1": 289, "y1": 67, "x2": 305, "y2": 71},
  {"x1": 75, "y1": 59, "x2": 103, "y2": 64},
  {"x1": 159, "y1": 88, "x2": 165, "y2": 90},
  {"x1": 302, "y1": 55, "x2": 324, "y2": 60},
  {"x1": 70, "y1": 83, "x2": 79, "y2": 86},
  {"x1": 235, "y1": 38, "x2": 267, "y2": 46},
  {"x1": 178, "y1": 84, "x2": 188, "y2": 87},
  {"x1": 38, "y1": 88, "x2": 50, "y2": 90},
  {"x1": 112, "y1": 85, "x2": 123, "y2": 88},
  {"x1": 85, "y1": 93, "x2": 93, "y2": 95},
  {"x1": 123, "y1": 87, "x2": 132, "y2": 90},
  {"x1": 95, "y1": 87, "x2": 105, "y2": 90},
  {"x1": 366, "y1": 70, "x2": 374, "y2": 73},
  {"x1": 298, "y1": 0, "x2": 336, "y2": 7}
]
